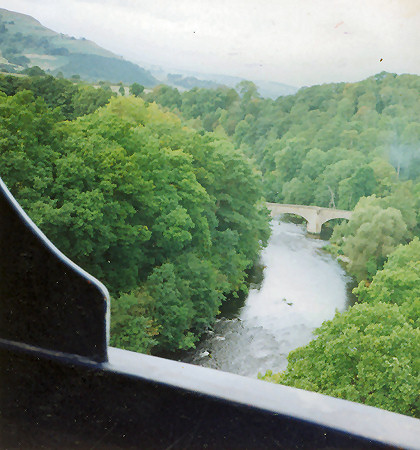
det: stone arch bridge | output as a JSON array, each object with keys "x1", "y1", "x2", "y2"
[{"x1": 266, "y1": 202, "x2": 352, "y2": 234}]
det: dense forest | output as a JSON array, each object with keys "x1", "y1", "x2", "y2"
[
  {"x1": 0, "y1": 71, "x2": 270, "y2": 354},
  {"x1": 0, "y1": 70, "x2": 418, "y2": 417},
  {"x1": 146, "y1": 74, "x2": 420, "y2": 278},
  {"x1": 146, "y1": 73, "x2": 420, "y2": 417}
]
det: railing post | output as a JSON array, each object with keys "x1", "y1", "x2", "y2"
[{"x1": 0, "y1": 177, "x2": 109, "y2": 362}]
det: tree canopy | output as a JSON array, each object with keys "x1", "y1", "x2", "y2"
[
  {"x1": 260, "y1": 301, "x2": 419, "y2": 417},
  {"x1": 0, "y1": 81, "x2": 270, "y2": 354},
  {"x1": 260, "y1": 239, "x2": 420, "y2": 418},
  {"x1": 1, "y1": 70, "x2": 418, "y2": 417}
]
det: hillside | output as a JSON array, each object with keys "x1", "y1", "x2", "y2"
[
  {"x1": 146, "y1": 73, "x2": 420, "y2": 417},
  {"x1": 0, "y1": 77, "x2": 270, "y2": 354},
  {"x1": 148, "y1": 66, "x2": 298, "y2": 98},
  {"x1": 0, "y1": 8, "x2": 297, "y2": 97},
  {"x1": 0, "y1": 8, "x2": 158, "y2": 86}
]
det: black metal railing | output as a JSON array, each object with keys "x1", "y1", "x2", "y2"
[{"x1": 1, "y1": 176, "x2": 419, "y2": 449}]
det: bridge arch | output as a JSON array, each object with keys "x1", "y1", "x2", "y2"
[{"x1": 266, "y1": 203, "x2": 352, "y2": 234}]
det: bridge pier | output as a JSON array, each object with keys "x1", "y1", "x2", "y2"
[{"x1": 306, "y1": 218, "x2": 322, "y2": 234}]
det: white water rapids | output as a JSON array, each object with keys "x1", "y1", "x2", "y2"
[{"x1": 182, "y1": 219, "x2": 353, "y2": 377}]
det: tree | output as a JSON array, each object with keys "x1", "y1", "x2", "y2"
[
  {"x1": 0, "y1": 91, "x2": 270, "y2": 355},
  {"x1": 236, "y1": 80, "x2": 259, "y2": 102},
  {"x1": 146, "y1": 85, "x2": 181, "y2": 109},
  {"x1": 331, "y1": 196, "x2": 408, "y2": 280},
  {"x1": 314, "y1": 157, "x2": 363, "y2": 207},
  {"x1": 337, "y1": 165, "x2": 377, "y2": 210},
  {"x1": 299, "y1": 148, "x2": 328, "y2": 180},
  {"x1": 110, "y1": 290, "x2": 158, "y2": 354},
  {"x1": 342, "y1": 201, "x2": 408, "y2": 280},
  {"x1": 354, "y1": 238, "x2": 420, "y2": 327},
  {"x1": 129, "y1": 82, "x2": 144, "y2": 97},
  {"x1": 0, "y1": 90, "x2": 60, "y2": 200},
  {"x1": 368, "y1": 158, "x2": 397, "y2": 197},
  {"x1": 145, "y1": 263, "x2": 195, "y2": 351},
  {"x1": 71, "y1": 85, "x2": 114, "y2": 118},
  {"x1": 383, "y1": 182, "x2": 418, "y2": 236},
  {"x1": 260, "y1": 302, "x2": 419, "y2": 417},
  {"x1": 22, "y1": 65, "x2": 46, "y2": 77},
  {"x1": 282, "y1": 176, "x2": 315, "y2": 205},
  {"x1": 274, "y1": 137, "x2": 308, "y2": 182}
]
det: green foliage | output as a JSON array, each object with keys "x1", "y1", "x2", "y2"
[
  {"x1": 2, "y1": 68, "x2": 418, "y2": 415},
  {"x1": 0, "y1": 72, "x2": 114, "y2": 120},
  {"x1": 331, "y1": 189, "x2": 417, "y2": 281},
  {"x1": 383, "y1": 182, "x2": 418, "y2": 236},
  {"x1": 337, "y1": 166, "x2": 377, "y2": 210},
  {"x1": 57, "y1": 54, "x2": 158, "y2": 86},
  {"x1": 71, "y1": 84, "x2": 115, "y2": 118},
  {"x1": 146, "y1": 85, "x2": 182, "y2": 109},
  {"x1": 148, "y1": 73, "x2": 420, "y2": 219},
  {"x1": 259, "y1": 302, "x2": 419, "y2": 417},
  {"x1": 260, "y1": 237, "x2": 420, "y2": 418},
  {"x1": 0, "y1": 90, "x2": 60, "y2": 198},
  {"x1": 337, "y1": 196, "x2": 408, "y2": 280},
  {"x1": 354, "y1": 238, "x2": 420, "y2": 327},
  {"x1": 21, "y1": 65, "x2": 46, "y2": 77},
  {"x1": 111, "y1": 252, "x2": 225, "y2": 353},
  {"x1": 110, "y1": 290, "x2": 158, "y2": 354},
  {"x1": 0, "y1": 90, "x2": 269, "y2": 355},
  {"x1": 282, "y1": 176, "x2": 315, "y2": 205},
  {"x1": 143, "y1": 263, "x2": 196, "y2": 351},
  {"x1": 129, "y1": 82, "x2": 144, "y2": 97}
]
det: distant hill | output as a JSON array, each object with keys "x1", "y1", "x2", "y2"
[
  {"x1": 166, "y1": 73, "x2": 221, "y2": 90},
  {"x1": 0, "y1": 8, "x2": 158, "y2": 86},
  {"x1": 198, "y1": 73, "x2": 298, "y2": 98},
  {"x1": 149, "y1": 66, "x2": 298, "y2": 98},
  {"x1": 0, "y1": 8, "x2": 296, "y2": 97}
]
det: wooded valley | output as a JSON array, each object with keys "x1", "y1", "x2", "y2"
[{"x1": 0, "y1": 70, "x2": 418, "y2": 417}]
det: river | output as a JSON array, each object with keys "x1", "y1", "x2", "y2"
[{"x1": 181, "y1": 219, "x2": 354, "y2": 377}]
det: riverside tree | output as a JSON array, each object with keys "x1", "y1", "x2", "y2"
[
  {"x1": 260, "y1": 239, "x2": 420, "y2": 418},
  {"x1": 0, "y1": 88, "x2": 270, "y2": 354},
  {"x1": 259, "y1": 302, "x2": 419, "y2": 417}
]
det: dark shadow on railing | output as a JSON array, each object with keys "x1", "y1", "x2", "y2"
[
  {"x1": 1, "y1": 177, "x2": 419, "y2": 449},
  {"x1": 0, "y1": 177, "x2": 109, "y2": 362}
]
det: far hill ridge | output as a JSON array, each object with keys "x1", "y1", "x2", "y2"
[{"x1": 0, "y1": 8, "x2": 158, "y2": 86}]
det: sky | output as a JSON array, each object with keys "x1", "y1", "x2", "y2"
[{"x1": 1, "y1": 0, "x2": 419, "y2": 87}]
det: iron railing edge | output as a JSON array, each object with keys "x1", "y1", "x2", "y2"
[{"x1": 1, "y1": 337, "x2": 419, "y2": 449}]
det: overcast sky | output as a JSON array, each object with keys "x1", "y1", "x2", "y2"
[{"x1": 1, "y1": 0, "x2": 419, "y2": 87}]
